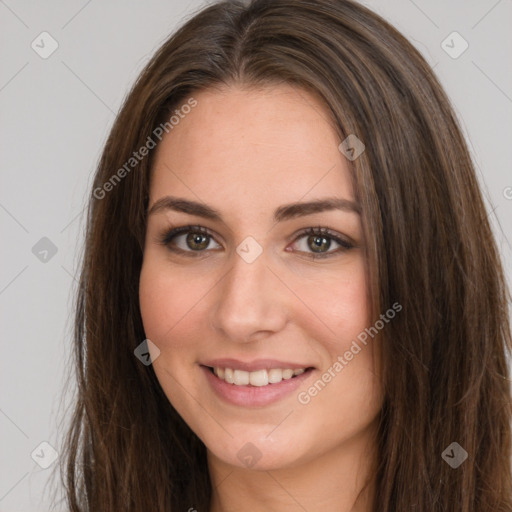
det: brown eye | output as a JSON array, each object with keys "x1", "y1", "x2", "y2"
[
  {"x1": 185, "y1": 232, "x2": 210, "y2": 251},
  {"x1": 159, "y1": 225, "x2": 221, "y2": 255},
  {"x1": 291, "y1": 227, "x2": 354, "y2": 259},
  {"x1": 307, "y1": 234, "x2": 332, "y2": 253}
]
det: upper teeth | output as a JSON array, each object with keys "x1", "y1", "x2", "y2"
[{"x1": 213, "y1": 367, "x2": 306, "y2": 386}]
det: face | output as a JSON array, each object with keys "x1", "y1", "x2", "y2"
[{"x1": 139, "y1": 84, "x2": 383, "y2": 472}]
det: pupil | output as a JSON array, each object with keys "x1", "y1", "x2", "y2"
[
  {"x1": 187, "y1": 232, "x2": 208, "y2": 250},
  {"x1": 310, "y1": 235, "x2": 330, "y2": 253}
]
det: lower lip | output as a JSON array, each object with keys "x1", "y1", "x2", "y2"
[{"x1": 201, "y1": 365, "x2": 315, "y2": 407}]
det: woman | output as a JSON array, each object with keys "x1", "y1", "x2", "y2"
[{"x1": 61, "y1": 0, "x2": 512, "y2": 510}]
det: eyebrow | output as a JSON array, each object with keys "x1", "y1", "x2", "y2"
[{"x1": 147, "y1": 195, "x2": 361, "y2": 222}]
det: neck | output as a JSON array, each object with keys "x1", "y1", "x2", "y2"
[{"x1": 207, "y1": 423, "x2": 378, "y2": 512}]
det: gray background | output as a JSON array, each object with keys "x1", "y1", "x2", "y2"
[{"x1": 1, "y1": 0, "x2": 511, "y2": 510}]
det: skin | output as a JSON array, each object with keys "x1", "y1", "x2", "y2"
[{"x1": 139, "y1": 83, "x2": 384, "y2": 512}]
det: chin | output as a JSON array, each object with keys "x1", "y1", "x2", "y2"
[{"x1": 205, "y1": 427, "x2": 313, "y2": 471}]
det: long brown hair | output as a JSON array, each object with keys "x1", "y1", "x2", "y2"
[{"x1": 59, "y1": 0, "x2": 512, "y2": 510}]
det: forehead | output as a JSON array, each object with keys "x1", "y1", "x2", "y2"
[{"x1": 149, "y1": 84, "x2": 355, "y2": 216}]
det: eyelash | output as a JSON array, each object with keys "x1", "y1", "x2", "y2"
[{"x1": 157, "y1": 224, "x2": 354, "y2": 260}]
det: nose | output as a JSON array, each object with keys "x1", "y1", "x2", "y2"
[{"x1": 209, "y1": 246, "x2": 289, "y2": 344}]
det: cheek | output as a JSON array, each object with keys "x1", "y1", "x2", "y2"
[
  {"x1": 292, "y1": 265, "x2": 382, "y2": 445},
  {"x1": 139, "y1": 254, "x2": 207, "y2": 347},
  {"x1": 139, "y1": 261, "x2": 171, "y2": 343},
  {"x1": 291, "y1": 260, "x2": 369, "y2": 347},
  {"x1": 138, "y1": 258, "x2": 202, "y2": 400}
]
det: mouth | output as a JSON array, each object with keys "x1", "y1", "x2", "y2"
[
  {"x1": 205, "y1": 365, "x2": 314, "y2": 387},
  {"x1": 200, "y1": 362, "x2": 316, "y2": 407}
]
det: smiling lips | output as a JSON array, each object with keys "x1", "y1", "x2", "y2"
[
  {"x1": 212, "y1": 366, "x2": 306, "y2": 386},
  {"x1": 202, "y1": 361, "x2": 315, "y2": 406}
]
